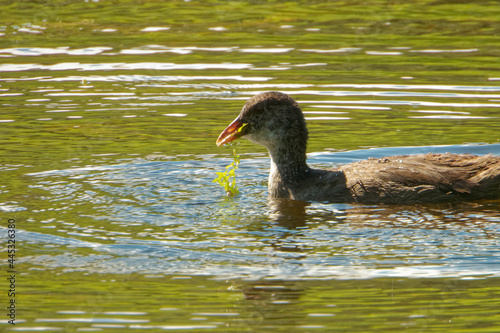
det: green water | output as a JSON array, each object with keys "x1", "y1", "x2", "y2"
[
  {"x1": 2, "y1": 0, "x2": 500, "y2": 168},
  {"x1": 16, "y1": 270, "x2": 500, "y2": 332},
  {"x1": 1, "y1": 1, "x2": 500, "y2": 332}
]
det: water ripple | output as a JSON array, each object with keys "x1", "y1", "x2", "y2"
[
  {"x1": 19, "y1": 144, "x2": 500, "y2": 280},
  {"x1": 0, "y1": 62, "x2": 253, "y2": 72}
]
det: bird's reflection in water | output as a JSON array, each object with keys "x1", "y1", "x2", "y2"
[
  {"x1": 266, "y1": 198, "x2": 347, "y2": 229},
  {"x1": 266, "y1": 197, "x2": 500, "y2": 231},
  {"x1": 232, "y1": 280, "x2": 306, "y2": 331},
  {"x1": 267, "y1": 198, "x2": 310, "y2": 228}
]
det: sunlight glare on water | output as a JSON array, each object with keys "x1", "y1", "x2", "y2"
[{"x1": 17, "y1": 144, "x2": 500, "y2": 280}]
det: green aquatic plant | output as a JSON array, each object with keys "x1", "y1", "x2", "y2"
[{"x1": 213, "y1": 142, "x2": 241, "y2": 196}]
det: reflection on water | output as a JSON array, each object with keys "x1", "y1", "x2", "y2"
[
  {"x1": 12, "y1": 270, "x2": 500, "y2": 332},
  {"x1": 13, "y1": 144, "x2": 499, "y2": 281}
]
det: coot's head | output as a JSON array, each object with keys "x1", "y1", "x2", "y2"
[{"x1": 216, "y1": 92, "x2": 308, "y2": 151}]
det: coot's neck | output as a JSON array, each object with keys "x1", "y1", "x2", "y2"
[{"x1": 266, "y1": 140, "x2": 310, "y2": 197}]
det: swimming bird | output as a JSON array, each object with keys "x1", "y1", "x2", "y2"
[{"x1": 216, "y1": 91, "x2": 500, "y2": 204}]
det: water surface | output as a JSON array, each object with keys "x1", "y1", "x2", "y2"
[{"x1": 1, "y1": 1, "x2": 500, "y2": 332}]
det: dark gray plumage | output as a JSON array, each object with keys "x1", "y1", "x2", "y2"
[{"x1": 217, "y1": 91, "x2": 500, "y2": 204}]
